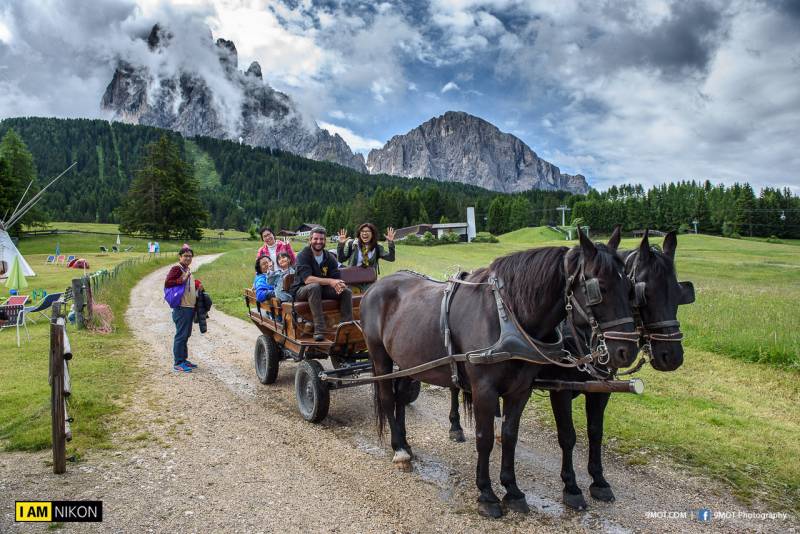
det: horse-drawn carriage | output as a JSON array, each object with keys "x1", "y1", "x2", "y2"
[
  {"x1": 244, "y1": 267, "x2": 419, "y2": 422},
  {"x1": 244, "y1": 228, "x2": 694, "y2": 518}
]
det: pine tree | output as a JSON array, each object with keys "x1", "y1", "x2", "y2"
[
  {"x1": 0, "y1": 129, "x2": 44, "y2": 233},
  {"x1": 119, "y1": 135, "x2": 207, "y2": 239}
]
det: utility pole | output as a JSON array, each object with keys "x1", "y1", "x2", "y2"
[{"x1": 556, "y1": 205, "x2": 571, "y2": 227}]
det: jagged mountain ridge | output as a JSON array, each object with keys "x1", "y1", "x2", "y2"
[
  {"x1": 366, "y1": 111, "x2": 589, "y2": 194},
  {"x1": 101, "y1": 24, "x2": 366, "y2": 171}
]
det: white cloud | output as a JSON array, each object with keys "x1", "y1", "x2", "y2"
[
  {"x1": 441, "y1": 81, "x2": 460, "y2": 93},
  {"x1": 318, "y1": 121, "x2": 383, "y2": 153}
]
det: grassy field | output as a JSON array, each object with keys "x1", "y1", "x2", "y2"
[
  {"x1": 25, "y1": 221, "x2": 252, "y2": 241},
  {"x1": 0, "y1": 235, "x2": 233, "y2": 458},
  {"x1": 197, "y1": 229, "x2": 800, "y2": 512}
]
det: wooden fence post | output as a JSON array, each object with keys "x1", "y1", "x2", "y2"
[
  {"x1": 71, "y1": 278, "x2": 85, "y2": 329},
  {"x1": 49, "y1": 301, "x2": 66, "y2": 474},
  {"x1": 83, "y1": 275, "x2": 93, "y2": 323}
]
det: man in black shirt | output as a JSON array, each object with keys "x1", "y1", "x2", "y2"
[{"x1": 290, "y1": 227, "x2": 354, "y2": 341}]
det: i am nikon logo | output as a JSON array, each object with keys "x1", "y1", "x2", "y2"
[{"x1": 15, "y1": 501, "x2": 103, "y2": 522}]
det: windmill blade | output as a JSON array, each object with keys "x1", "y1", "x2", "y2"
[{"x1": 5, "y1": 162, "x2": 77, "y2": 230}]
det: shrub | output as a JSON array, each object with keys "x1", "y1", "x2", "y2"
[
  {"x1": 471, "y1": 232, "x2": 499, "y2": 243},
  {"x1": 766, "y1": 235, "x2": 783, "y2": 244}
]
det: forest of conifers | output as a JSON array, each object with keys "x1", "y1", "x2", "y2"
[{"x1": 1, "y1": 117, "x2": 797, "y2": 238}]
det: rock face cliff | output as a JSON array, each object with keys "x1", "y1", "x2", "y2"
[
  {"x1": 366, "y1": 111, "x2": 589, "y2": 193},
  {"x1": 101, "y1": 24, "x2": 366, "y2": 172}
]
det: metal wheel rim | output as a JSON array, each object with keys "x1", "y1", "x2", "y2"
[
  {"x1": 298, "y1": 369, "x2": 315, "y2": 416},
  {"x1": 255, "y1": 343, "x2": 267, "y2": 378}
]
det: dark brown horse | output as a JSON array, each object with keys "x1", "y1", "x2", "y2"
[
  {"x1": 548, "y1": 230, "x2": 695, "y2": 509},
  {"x1": 360, "y1": 228, "x2": 639, "y2": 518},
  {"x1": 447, "y1": 230, "x2": 696, "y2": 510}
]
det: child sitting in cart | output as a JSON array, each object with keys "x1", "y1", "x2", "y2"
[
  {"x1": 253, "y1": 255, "x2": 276, "y2": 303},
  {"x1": 268, "y1": 252, "x2": 295, "y2": 303}
]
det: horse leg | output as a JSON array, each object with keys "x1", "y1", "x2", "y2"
[
  {"x1": 498, "y1": 391, "x2": 530, "y2": 514},
  {"x1": 448, "y1": 387, "x2": 466, "y2": 442},
  {"x1": 394, "y1": 378, "x2": 414, "y2": 454},
  {"x1": 371, "y1": 345, "x2": 413, "y2": 472},
  {"x1": 550, "y1": 390, "x2": 587, "y2": 510},
  {"x1": 586, "y1": 392, "x2": 615, "y2": 502},
  {"x1": 474, "y1": 390, "x2": 503, "y2": 518},
  {"x1": 494, "y1": 399, "x2": 503, "y2": 444}
]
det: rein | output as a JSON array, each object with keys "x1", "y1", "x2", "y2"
[
  {"x1": 562, "y1": 255, "x2": 638, "y2": 371},
  {"x1": 322, "y1": 253, "x2": 636, "y2": 386}
]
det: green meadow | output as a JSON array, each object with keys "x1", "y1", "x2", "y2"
[
  {"x1": 0, "y1": 230, "x2": 246, "y2": 457},
  {"x1": 197, "y1": 229, "x2": 800, "y2": 512}
]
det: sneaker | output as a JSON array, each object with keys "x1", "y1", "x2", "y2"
[
  {"x1": 184, "y1": 360, "x2": 198, "y2": 369},
  {"x1": 173, "y1": 362, "x2": 192, "y2": 373}
]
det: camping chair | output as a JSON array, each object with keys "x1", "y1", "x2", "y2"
[
  {"x1": 99, "y1": 246, "x2": 109, "y2": 255},
  {"x1": 66, "y1": 255, "x2": 76, "y2": 263},
  {"x1": 45, "y1": 255, "x2": 56, "y2": 264},
  {"x1": 0, "y1": 295, "x2": 30, "y2": 347},
  {"x1": 56, "y1": 255, "x2": 66, "y2": 265},
  {"x1": 24, "y1": 292, "x2": 63, "y2": 324},
  {"x1": 111, "y1": 245, "x2": 119, "y2": 253}
]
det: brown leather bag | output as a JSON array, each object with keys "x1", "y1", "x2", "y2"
[{"x1": 339, "y1": 266, "x2": 377, "y2": 285}]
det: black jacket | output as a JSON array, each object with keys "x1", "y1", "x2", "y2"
[
  {"x1": 290, "y1": 246, "x2": 341, "y2": 297},
  {"x1": 336, "y1": 239, "x2": 395, "y2": 273}
]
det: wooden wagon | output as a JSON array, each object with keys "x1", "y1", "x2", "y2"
[{"x1": 244, "y1": 269, "x2": 420, "y2": 423}]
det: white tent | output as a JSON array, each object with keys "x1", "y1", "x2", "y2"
[
  {"x1": 0, "y1": 161, "x2": 76, "y2": 279},
  {"x1": 0, "y1": 230, "x2": 35, "y2": 279}
]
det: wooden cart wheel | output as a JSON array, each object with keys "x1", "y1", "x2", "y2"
[
  {"x1": 295, "y1": 360, "x2": 330, "y2": 423},
  {"x1": 254, "y1": 335, "x2": 280, "y2": 384}
]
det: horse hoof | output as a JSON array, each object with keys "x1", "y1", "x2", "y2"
[
  {"x1": 503, "y1": 497, "x2": 530, "y2": 514},
  {"x1": 392, "y1": 449, "x2": 413, "y2": 472},
  {"x1": 477, "y1": 501, "x2": 504, "y2": 518},
  {"x1": 590, "y1": 484, "x2": 615, "y2": 502},
  {"x1": 394, "y1": 460, "x2": 412, "y2": 472},
  {"x1": 449, "y1": 429, "x2": 466, "y2": 442},
  {"x1": 563, "y1": 490, "x2": 588, "y2": 511}
]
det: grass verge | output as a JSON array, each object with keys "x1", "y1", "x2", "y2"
[{"x1": 0, "y1": 256, "x2": 173, "y2": 456}]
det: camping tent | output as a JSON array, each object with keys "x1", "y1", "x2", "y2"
[
  {"x1": 0, "y1": 230, "x2": 35, "y2": 279},
  {"x1": 0, "y1": 161, "x2": 76, "y2": 280}
]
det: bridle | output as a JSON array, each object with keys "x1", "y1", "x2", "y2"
[
  {"x1": 562, "y1": 253, "x2": 640, "y2": 370},
  {"x1": 619, "y1": 249, "x2": 685, "y2": 374}
]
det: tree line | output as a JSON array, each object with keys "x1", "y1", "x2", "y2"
[
  {"x1": 1, "y1": 116, "x2": 797, "y2": 239},
  {"x1": 572, "y1": 182, "x2": 799, "y2": 238}
]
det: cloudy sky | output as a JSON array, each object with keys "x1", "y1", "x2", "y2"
[{"x1": 1, "y1": 0, "x2": 799, "y2": 191}]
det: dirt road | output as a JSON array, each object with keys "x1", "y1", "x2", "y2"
[{"x1": 2, "y1": 256, "x2": 795, "y2": 533}]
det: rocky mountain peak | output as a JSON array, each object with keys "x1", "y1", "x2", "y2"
[
  {"x1": 367, "y1": 111, "x2": 589, "y2": 194},
  {"x1": 245, "y1": 61, "x2": 262, "y2": 80},
  {"x1": 101, "y1": 24, "x2": 365, "y2": 172}
]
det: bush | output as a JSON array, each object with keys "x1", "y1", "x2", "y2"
[
  {"x1": 678, "y1": 223, "x2": 691, "y2": 234},
  {"x1": 471, "y1": 232, "x2": 499, "y2": 243},
  {"x1": 441, "y1": 231, "x2": 461, "y2": 244},
  {"x1": 400, "y1": 231, "x2": 462, "y2": 246},
  {"x1": 766, "y1": 235, "x2": 783, "y2": 244}
]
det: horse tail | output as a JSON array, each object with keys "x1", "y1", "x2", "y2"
[
  {"x1": 371, "y1": 363, "x2": 387, "y2": 441},
  {"x1": 462, "y1": 389, "x2": 474, "y2": 425}
]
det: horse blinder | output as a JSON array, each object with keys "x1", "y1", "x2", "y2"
[
  {"x1": 584, "y1": 277, "x2": 603, "y2": 306},
  {"x1": 678, "y1": 281, "x2": 695, "y2": 305}
]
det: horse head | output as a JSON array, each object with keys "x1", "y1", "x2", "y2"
[
  {"x1": 569, "y1": 226, "x2": 639, "y2": 369},
  {"x1": 629, "y1": 230, "x2": 695, "y2": 371}
]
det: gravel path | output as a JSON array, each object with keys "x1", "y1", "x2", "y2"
[{"x1": 1, "y1": 255, "x2": 796, "y2": 533}]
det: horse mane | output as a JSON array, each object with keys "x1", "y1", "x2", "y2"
[{"x1": 469, "y1": 242, "x2": 623, "y2": 325}]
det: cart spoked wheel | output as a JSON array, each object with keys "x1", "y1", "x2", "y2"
[
  {"x1": 295, "y1": 360, "x2": 330, "y2": 423},
  {"x1": 404, "y1": 379, "x2": 422, "y2": 405},
  {"x1": 254, "y1": 335, "x2": 280, "y2": 384}
]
